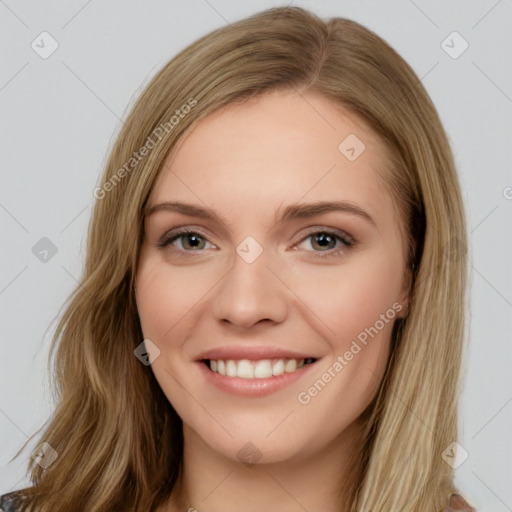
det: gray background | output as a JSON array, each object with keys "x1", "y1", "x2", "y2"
[{"x1": 1, "y1": 1, "x2": 511, "y2": 510}]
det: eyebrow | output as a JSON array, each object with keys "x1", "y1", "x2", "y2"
[{"x1": 146, "y1": 200, "x2": 376, "y2": 229}]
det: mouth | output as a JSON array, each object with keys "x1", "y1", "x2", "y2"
[{"x1": 200, "y1": 357, "x2": 317, "y2": 379}]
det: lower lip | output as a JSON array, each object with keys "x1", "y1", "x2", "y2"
[{"x1": 196, "y1": 360, "x2": 318, "y2": 397}]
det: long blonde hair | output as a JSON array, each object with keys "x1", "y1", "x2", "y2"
[{"x1": 9, "y1": 6, "x2": 469, "y2": 511}]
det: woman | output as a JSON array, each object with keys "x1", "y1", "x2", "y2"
[{"x1": 1, "y1": 6, "x2": 476, "y2": 511}]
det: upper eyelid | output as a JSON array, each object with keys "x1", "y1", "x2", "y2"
[{"x1": 159, "y1": 226, "x2": 354, "y2": 248}]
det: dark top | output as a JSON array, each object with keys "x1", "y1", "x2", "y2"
[
  {"x1": 0, "y1": 491, "x2": 477, "y2": 511},
  {"x1": 0, "y1": 492, "x2": 20, "y2": 512}
]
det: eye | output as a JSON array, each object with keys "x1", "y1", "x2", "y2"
[
  {"x1": 157, "y1": 228, "x2": 216, "y2": 252},
  {"x1": 296, "y1": 229, "x2": 354, "y2": 259},
  {"x1": 156, "y1": 227, "x2": 355, "y2": 259}
]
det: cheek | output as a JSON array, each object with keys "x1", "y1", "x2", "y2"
[
  {"x1": 135, "y1": 252, "x2": 209, "y2": 340},
  {"x1": 287, "y1": 249, "x2": 402, "y2": 409},
  {"x1": 136, "y1": 262, "x2": 168, "y2": 340},
  {"x1": 288, "y1": 250, "x2": 404, "y2": 346},
  {"x1": 291, "y1": 258, "x2": 400, "y2": 434},
  {"x1": 135, "y1": 255, "x2": 203, "y2": 404}
]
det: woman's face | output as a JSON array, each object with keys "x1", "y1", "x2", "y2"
[{"x1": 136, "y1": 89, "x2": 409, "y2": 464}]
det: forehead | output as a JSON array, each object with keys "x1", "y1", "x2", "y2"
[{"x1": 150, "y1": 89, "x2": 395, "y2": 229}]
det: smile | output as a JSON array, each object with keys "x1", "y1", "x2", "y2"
[{"x1": 203, "y1": 357, "x2": 317, "y2": 379}]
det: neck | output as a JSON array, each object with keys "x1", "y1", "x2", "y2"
[{"x1": 164, "y1": 418, "x2": 365, "y2": 512}]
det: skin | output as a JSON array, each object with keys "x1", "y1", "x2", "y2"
[{"x1": 135, "y1": 89, "x2": 410, "y2": 512}]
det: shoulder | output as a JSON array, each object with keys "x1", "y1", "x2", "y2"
[
  {"x1": 442, "y1": 493, "x2": 476, "y2": 511},
  {"x1": 0, "y1": 492, "x2": 22, "y2": 512}
]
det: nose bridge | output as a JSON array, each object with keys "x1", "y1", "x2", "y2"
[{"x1": 211, "y1": 237, "x2": 288, "y2": 328}]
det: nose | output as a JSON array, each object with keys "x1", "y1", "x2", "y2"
[{"x1": 211, "y1": 245, "x2": 288, "y2": 329}]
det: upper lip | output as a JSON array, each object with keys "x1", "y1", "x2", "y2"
[{"x1": 196, "y1": 346, "x2": 319, "y2": 361}]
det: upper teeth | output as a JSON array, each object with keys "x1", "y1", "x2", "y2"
[{"x1": 209, "y1": 358, "x2": 312, "y2": 379}]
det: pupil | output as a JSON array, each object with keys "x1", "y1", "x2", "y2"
[
  {"x1": 186, "y1": 234, "x2": 202, "y2": 249},
  {"x1": 315, "y1": 233, "x2": 334, "y2": 250}
]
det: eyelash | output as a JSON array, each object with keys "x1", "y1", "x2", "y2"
[{"x1": 156, "y1": 227, "x2": 355, "y2": 260}]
